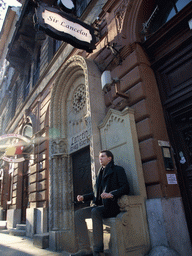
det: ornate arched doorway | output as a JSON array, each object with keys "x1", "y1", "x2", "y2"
[{"x1": 49, "y1": 56, "x2": 105, "y2": 252}]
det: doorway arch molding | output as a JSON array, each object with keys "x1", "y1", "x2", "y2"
[
  {"x1": 50, "y1": 55, "x2": 90, "y2": 139},
  {"x1": 121, "y1": 0, "x2": 155, "y2": 43}
]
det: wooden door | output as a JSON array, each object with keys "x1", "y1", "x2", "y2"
[
  {"x1": 143, "y1": 1, "x2": 192, "y2": 239},
  {"x1": 168, "y1": 108, "x2": 192, "y2": 232},
  {"x1": 72, "y1": 146, "x2": 92, "y2": 210}
]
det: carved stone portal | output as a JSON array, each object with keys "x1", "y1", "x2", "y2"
[{"x1": 49, "y1": 55, "x2": 105, "y2": 252}]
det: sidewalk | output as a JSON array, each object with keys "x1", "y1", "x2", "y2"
[{"x1": 0, "y1": 231, "x2": 70, "y2": 256}]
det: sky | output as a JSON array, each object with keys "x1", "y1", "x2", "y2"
[{"x1": 0, "y1": 0, "x2": 22, "y2": 31}]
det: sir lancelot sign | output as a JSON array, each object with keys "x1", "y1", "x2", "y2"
[{"x1": 35, "y1": 3, "x2": 96, "y2": 52}]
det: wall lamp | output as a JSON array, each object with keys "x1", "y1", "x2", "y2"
[{"x1": 101, "y1": 71, "x2": 129, "y2": 99}]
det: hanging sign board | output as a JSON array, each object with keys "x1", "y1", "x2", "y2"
[
  {"x1": 35, "y1": 3, "x2": 96, "y2": 52},
  {"x1": 0, "y1": 134, "x2": 31, "y2": 144},
  {"x1": 1, "y1": 155, "x2": 25, "y2": 163},
  {"x1": 0, "y1": 134, "x2": 31, "y2": 163}
]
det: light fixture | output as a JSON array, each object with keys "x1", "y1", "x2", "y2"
[
  {"x1": 57, "y1": 0, "x2": 75, "y2": 13},
  {"x1": 101, "y1": 71, "x2": 129, "y2": 99}
]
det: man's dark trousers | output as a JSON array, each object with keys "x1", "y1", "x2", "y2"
[{"x1": 74, "y1": 206, "x2": 106, "y2": 253}]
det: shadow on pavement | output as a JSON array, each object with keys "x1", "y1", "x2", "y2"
[{"x1": 0, "y1": 244, "x2": 32, "y2": 256}]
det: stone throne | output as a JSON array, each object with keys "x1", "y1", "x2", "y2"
[{"x1": 98, "y1": 107, "x2": 150, "y2": 256}]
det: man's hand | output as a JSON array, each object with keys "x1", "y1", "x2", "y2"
[
  {"x1": 77, "y1": 195, "x2": 84, "y2": 202},
  {"x1": 101, "y1": 192, "x2": 114, "y2": 199}
]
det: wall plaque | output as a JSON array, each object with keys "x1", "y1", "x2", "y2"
[
  {"x1": 69, "y1": 128, "x2": 91, "y2": 153},
  {"x1": 166, "y1": 174, "x2": 178, "y2": 185}
]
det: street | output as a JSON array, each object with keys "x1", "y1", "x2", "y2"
[{"x1": 0, "y1": 232, "x2": 69, "y2": 256}]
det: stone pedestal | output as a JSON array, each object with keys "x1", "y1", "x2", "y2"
[
  {"x1": 36, "y1": 208, "x2": 47, "y2": 234},
  {"x1": 33, "y1": 233, "x2": 49, "y2": 249},
  {"x1": 146, "y1": 197, "x2": 192, "y2": 256},
  {"x1": 7, "y1": 209, "x2": 21, "y2": 229},
  {"x1": 26, "y1": 208, "x2": 36, "y2": 238},
  {"x1": 112, "y1": 195, "x2": 150, "y2": 256},
  {"x1": 26, "y1": 207, "x2": 48, "y2": 238},
  {"x1": 49, "y1": 230, "x2": 76, "y2": 252}
]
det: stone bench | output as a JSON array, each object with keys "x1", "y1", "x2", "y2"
[{"x1": 86, "y1": 195, "x2": 150, "y2": 256}]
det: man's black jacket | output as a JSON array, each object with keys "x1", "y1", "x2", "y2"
[{"x1": 83, "y1": 161, "x2": 129, "y2": 217}]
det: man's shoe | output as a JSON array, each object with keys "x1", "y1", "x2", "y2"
[{"x1": 70, "y1": 249, "x2": 93, "y2": 256}]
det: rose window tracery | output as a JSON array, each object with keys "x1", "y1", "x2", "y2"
[{"x1": 72, "y1": 84, "x2": 86, "y2": 113}]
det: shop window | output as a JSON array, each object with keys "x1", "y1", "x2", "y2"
[{"x1": 146, "y1": 0, "x2": 191, "y2": 36}]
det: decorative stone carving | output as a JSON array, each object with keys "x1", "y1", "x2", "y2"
[
  {"x1": 103, "y1": 195, "x2": 150, "y2": 256},
  {"x1": 50, "y1": 56, "x2": 91, "y2": 138},
  {"x1": 50, "y1": 139, "x2": 67, "y2": 157},
  {"x1": 114, "y1": 0, "x2": 135, "y2": 40},
  {"x1": 72, "y1": 84, "x2": 86, "y2": 113},
  {"x1": 99, "y1": 107, "x2": 147, "y2": 196},
  {"x1": 115, "y1": 0, "x2": 128, "y2": 34},
  {"x1": 118, "y1": 194, "x2": 142, "y2": 211}
]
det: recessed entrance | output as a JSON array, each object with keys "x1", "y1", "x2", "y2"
[{"x1": 72, "y1": 146, "x2": 92, "y2": 210}]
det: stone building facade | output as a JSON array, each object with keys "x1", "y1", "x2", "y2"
[{"x1": 0, "y1": 0, "x2": 192, "y2": 255}]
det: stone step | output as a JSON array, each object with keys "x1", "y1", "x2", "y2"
[
  {"x1": 9, "y1": 228, "x2": 26, "y2": 236},
  {"x1": 0, "y1": 221, "x2": 7, "y2": 230},
  {"x1": 16, "y1": 224, "x2": 26, "y2": 230},
  {"x1": 0, "y1": 229, "x2": 9, "y2": 234}
]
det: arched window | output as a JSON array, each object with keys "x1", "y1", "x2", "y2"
[{"x1": 146, "y1": 0, "x2": 191, "y2": 36}]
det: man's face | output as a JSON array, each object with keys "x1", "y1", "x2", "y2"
[{"x1": 99, "y1": 152, "x2": 112, "y2": 167}]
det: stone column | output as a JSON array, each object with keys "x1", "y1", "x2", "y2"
[{"x1": 49, "y1": 138, "x2": 75, "y2": 252}]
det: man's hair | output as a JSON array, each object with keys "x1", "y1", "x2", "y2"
[{"x1": 100, "y1": 150, "x2": 114, "y2": 161}]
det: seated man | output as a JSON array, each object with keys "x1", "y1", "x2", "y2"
[{"x1": 71, "y1": 150, "x2": 129, "y2": 256}]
